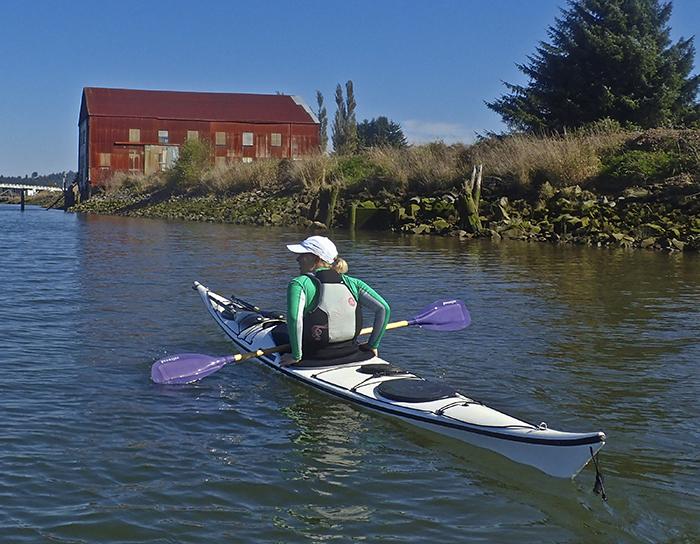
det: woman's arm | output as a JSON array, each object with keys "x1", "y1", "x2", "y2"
[
  {"x1": 352, "y1": 278, "x2": 391, "y2": 349},
  {"x1": 286, "y1": 277, "x2": 307, "y2": 361}
]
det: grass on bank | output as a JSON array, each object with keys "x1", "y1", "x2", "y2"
[{"x1": 98, "y1": 126, "x2": 699, "y2": 199}]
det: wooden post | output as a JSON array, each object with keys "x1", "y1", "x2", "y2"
[
  {"x1": 456, "y1": 165, "x2": 483, "y2": 234},
  {"x1": 349, "y1": 202, "x2": 357, "y2": 230},
  {"x1": 20, "y1": 189, "x2": 25, "y2": 211}
]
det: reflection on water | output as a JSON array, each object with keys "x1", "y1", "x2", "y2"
[{"x1": 1, "y1": 205, "x2": 699, "y2": 543}]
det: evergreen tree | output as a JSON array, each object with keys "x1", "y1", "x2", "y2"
[
  {"x1": 331, "y1": 80, "x2": 359, "y2": 154},
  {"x1": 358, "y1": 116, "x2": 408, "y2": 148},
  {"x1": 487, "y1": 0, "x2": 700, "y2": 132},
  {"x1": 344, "y1": 80, "x2": 358, "y2": 153},
  {"x1": 316, "y1": 90, "x2": 328, "y2": 152},
  {"x1": 331, "y1": 84, "x2": 347, "y2": 153}
]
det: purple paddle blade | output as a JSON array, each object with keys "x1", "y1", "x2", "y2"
[
  {"x1": 408, "y1": 299, "x2": 471, "y2": 331},
  {"x1": 150, "y1": 353, "x2": 236, "y2": 384}
]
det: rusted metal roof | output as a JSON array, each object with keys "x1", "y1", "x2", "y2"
[{"x1": 81, "y1": 87, "x2": 319, "y2": 124}]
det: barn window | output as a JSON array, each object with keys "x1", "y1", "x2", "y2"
[
  {"x1": 271, "y1": 133, "x2": 282, "y2": 147},
  {"x1": 129, "y1": 128, "x2": 140, "y2": 143},
  {"x1": 215, "y1": 156, "x2": 227, "y2": 167},
  {"x1": 242, "y1": 132, "x2": 254, "y2": 146},
  {"x1": 99, "y1": 153, "x2": 111, "y2": 167},
  {"x1": 242, "y1": 157, "x2": 253, "y2": 163},
  {"x1": 129, "y1": 150, "x2": 142, "y2": 172},
  {"x1": 186, "y1": 130, "x2": 199, "y2": 141},
  {"x1": 215, "y1": 132, "x2": 226, "y2": 146},
  {"x1": 158, "y1": 130, "x2": 169, "y2": 144}
]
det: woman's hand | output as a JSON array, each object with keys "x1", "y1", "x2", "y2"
[
  {"x1": 280, "y1": 353, "x2": 300, "y2": 367},
  {"x1": 359, "y1": 343, "x2": 378, "y2": 357}
]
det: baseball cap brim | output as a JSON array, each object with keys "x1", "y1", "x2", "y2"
[{"x1": 286, "y1": 243, "x2": 311, "y2": 254}]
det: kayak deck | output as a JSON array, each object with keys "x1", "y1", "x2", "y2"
[{"x1": 194, "y1": 281, "x2": 606, "y2": 479}]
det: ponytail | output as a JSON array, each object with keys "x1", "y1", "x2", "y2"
[{"x1": 331, "y1": 256, "x2": 349, "y2": 274}]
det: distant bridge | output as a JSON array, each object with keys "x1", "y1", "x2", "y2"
[
  {"x1": 0, "y1": 183, "x2": 62, "y2": 192},
  {"x1": 0, "y1": 183, "x2": 63, "y2": 211}
]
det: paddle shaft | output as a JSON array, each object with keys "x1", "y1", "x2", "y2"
[{"x1": 228, "y1": 319, "x2": 410, "y2": 363}]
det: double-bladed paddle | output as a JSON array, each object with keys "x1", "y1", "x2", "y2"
[{"x1": 150, "y1": 298, "x2": 470, "y2": 385}]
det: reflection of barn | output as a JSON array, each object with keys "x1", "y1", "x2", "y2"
[{"x1": 77, "y1": 87, "x2": 320, "y2": 198}]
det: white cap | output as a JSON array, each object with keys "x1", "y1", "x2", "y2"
[{"x1": 286, "y1": 236, "x2": 338, "y2": 263}]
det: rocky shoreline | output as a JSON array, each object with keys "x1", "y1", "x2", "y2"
[{"x1": 67, "y1": 176, "x2": 700, "y2": 253}]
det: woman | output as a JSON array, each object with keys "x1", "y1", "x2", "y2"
[{"x1": 280, "y1": 235, "x2": 390, "y2": 366}]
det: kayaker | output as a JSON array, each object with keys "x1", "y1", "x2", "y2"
[{"x1": 280, "y1": 235, "x2": 391, "y2": 366}]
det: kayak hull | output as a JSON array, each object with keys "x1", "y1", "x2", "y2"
[{"x1": 194, "y1": 281, "x2": 605, "y2": 479}]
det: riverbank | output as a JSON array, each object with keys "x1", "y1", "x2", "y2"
[
  {"x1": 70, "y1": 127, "x2": 700, "y2": 252},
  {"x1": 69, "y1": 176, "x2": 699, "y2": 252}
]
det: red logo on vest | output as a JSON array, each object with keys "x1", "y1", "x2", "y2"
[
  {"x1": 348, "y1": 297, "x2": 356, "y2": 307},
  {"x1": 311, "y1": 325, "x2": 328, "y2": 341}
]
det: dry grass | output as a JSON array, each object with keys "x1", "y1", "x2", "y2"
[
  {"x1": 102, "y1": 172, "x2": 163, "y2": 193},
  {"x1": 99, "y1": 127, "x2": 638, "y2": 198},
  {"x1": 202, "y1": 159, "x2": 280, "y2": 194},
  {"x1": 365, "y1": 144, "x2": 464, "y2": 193},
  {"x1": 289, "y1": 153, "x2": 338, "y2": 191},
  {"x1": 471, "y1": 129, "x2": 630, "y2": 188}
]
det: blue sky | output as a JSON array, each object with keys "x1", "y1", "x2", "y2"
[{"x1": 1, "y1": 0, "x2": 698, "y2": 176}]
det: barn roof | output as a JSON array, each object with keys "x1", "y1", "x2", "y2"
[{"x1": 80, "y1": 87, "x2": 319, "y2": 124}]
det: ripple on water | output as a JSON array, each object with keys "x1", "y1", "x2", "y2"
[{"x1": 1, "y1": 208, "x2": 699, "y2": 543}]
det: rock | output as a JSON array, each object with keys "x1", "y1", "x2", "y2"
[
  {"x1": 641, "y1": 237, "x2": 657, "y2": 248},
  {"x1": 412, "y1": 224, "x2": 431, "y2": 234},
  {"x1": 670, "y1": 238, "x2": 685, "y2": 251},
  {"x1": 494, "y1": 197, "x2": 511, "y2": 221},
  {"x1": 501, "y1": 227, "x2": 525, "y2": 239},
  {"x1": 432, "y1": 218, "x2": 451, "y2": 231},
  {"x1": 622, "y1": 187, "x2": 651, "y2": 199}
]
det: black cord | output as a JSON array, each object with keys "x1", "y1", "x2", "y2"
[{"x1": 590, "y1": 446, "x2": 607, "y2": 501}]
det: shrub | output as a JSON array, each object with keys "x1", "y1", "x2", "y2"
[
  {"x1": 167, "y1": 138, "x2": 212, "y2": 193},
  {"x1": 334, "y1": 154, "x2": 382, "y2": 187},
  {"x1": 601, "y1": 150, "x2": 683, "y2": 187}
]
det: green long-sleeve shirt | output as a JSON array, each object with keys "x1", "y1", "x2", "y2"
[{"x1": 286, "y1": 270, "x2": 390, "y2": 360}]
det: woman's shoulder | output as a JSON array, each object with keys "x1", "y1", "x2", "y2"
[{"x1": 288, "y1": 274, "x2": 315, "y2": 287}]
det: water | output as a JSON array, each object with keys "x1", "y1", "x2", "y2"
[{"x1": 1, "y1": 203, "x2": 698, "y2": 543}]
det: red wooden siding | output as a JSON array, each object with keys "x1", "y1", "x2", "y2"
[{"x1": 79, "y1": 88, "x2": 320, "y2": 191}]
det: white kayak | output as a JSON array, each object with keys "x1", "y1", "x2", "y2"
[{"x1": 194, "y1": 281, "x2": 605, "y2": 479}]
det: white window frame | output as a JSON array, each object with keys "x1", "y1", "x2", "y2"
[
  {"x1": 186, "y1": 130, "x2": 199, "y2": 141},
  {"x1": 271, "y1": 133, "x2": 282, "y2": 147},
  {"x1": 158, "y1": 130, "x2": 169, "y2": 144},
  {"x1": 129, "y1": 128, "x2": 140, "y2": 143},
  {"x1": 242, "y1": 132, "x2": 254, "y2": 147},
  {"x1": 215, "y1": 132, "x2": 226, "y2": 146}
]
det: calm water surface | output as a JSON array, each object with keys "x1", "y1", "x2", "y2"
[{"x1": 1, "y1": 204, "x2": 699, "y2": 543}]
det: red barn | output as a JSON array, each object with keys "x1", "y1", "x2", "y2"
[{"x1": 78, "y1": 87, "x2": 320, "y2": 197}]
